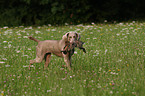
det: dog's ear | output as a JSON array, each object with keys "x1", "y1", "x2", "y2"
[
  {"x1": 75, "y1": 32, "x2": 81, "y2": 40},
  {"x1": 62, "y1": 32, "x2": 69, "y2": 40}
]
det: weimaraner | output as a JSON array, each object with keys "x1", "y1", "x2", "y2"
[{"x1": 28, "y1": 32, "x2": 80, "y2": 70}]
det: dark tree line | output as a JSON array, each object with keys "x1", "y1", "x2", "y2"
[{"x1": 0, "y1": 0, "x2": 145, "y2": 26}]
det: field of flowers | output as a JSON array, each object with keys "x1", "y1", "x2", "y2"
[{"x1": 0, "y1": 22, "x2": 145, "y2": 96}]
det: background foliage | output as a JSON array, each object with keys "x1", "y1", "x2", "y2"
[{"x1": 0, "y1": 0, "x2": 145, "y2": 26}]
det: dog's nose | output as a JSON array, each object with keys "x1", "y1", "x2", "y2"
[{"x1": 70, "y1": 41, "x2": 75, "y2": 44}]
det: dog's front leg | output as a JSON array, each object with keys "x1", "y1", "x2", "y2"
[{"x1": 63, "y1": 54, "x2": 71, "y2": 71}]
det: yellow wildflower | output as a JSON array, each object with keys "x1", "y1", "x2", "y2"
[{"x1": 1, "y1": 90, "x2": 4, "y2": 96}]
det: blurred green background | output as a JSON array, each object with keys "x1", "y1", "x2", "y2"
[{"x1": 0, "y1": 0, "x2": 145, "y2": 26}]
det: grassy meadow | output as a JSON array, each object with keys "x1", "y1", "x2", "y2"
[{"x1": 0, "y1": 22, "x2": 145, "y2": 96}]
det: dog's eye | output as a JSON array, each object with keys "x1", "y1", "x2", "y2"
[
  {"x1": 69, "y1": 36, "x2": 72, "y2": 38},
  {"x1": 73, "y1": 36, "x2": 75, "y2": 38}
]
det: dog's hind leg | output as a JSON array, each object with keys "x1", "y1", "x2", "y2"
[
  {"x1": 44, "y1": 53, "x2": 51, "y2": 70},
  {"x1": 29, "y1": 47, "x2": 44, "y2": 70},
  {"x1": 29, "y1": 57, "x2": 43, "y2": 70}
]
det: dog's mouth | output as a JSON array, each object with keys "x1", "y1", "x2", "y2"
[
  {"x1": 71, "y1": 42, "x2": 77, "y2": 47},
  {"x1": 69, "y1": 41, "x2": 74, "y2": 43}
]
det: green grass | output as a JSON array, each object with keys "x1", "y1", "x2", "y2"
[{"x1": 0, "y1": 22, "x2": 145, "y2": 96}]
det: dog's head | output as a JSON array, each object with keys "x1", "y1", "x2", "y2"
[{"x1": 63, "y1": 32, "x2": 80, "y2": 43}]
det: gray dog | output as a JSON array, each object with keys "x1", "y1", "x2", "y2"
[{"x1": 28, "y1": 32, "x2": 80, "y2": 70}]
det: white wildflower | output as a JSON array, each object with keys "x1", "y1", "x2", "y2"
[
  {"x1": 3, "y1": 26, "x2": 8, "y2": 29},
  {"x1": 74, "y1": 51, "x2": 77, "y2": 54},
  {"x1": 65, "y1": 23, "x2": 68, "y2": 25},
  {"x1": 2, "y1": 58, "x2": 7, "y2": 60},
  {"x1": 91, "y1": 22, "x2": 95, "y2": 25},
  {"x1": 105, "y1": 49, "x2": 108, "y2": 54},
  {"x1": 35, "y1": 31, "x2": 40, "y2": 34},
  {"x1": 70, "y1": 76, "x2": 72, "y2": 78},
  {"x1": 0, "y1": 61, "x2": 5, "y2": 63},
  {"x1": 51, "y1": 29, "x2": 56, "y2": 31},
  {"x1": 23, "y1": 65, "x2": 34, "y2": 68},
  {"x1": 93, "y1": 38, "x2": 97, "y2": 39},
  {"x1": 16, "y1": 51, "x2": 20, "y2": 53},
  {"x1": 104, "y1": 20, "x2": 107, "y2": 22},
  {"x1": 23, "y1": 55, "x2": 28, "y2": 57},
  {"x1": 3, "y1": 41, "x2": 8, "y2": 43},
  {"x1": 99, "y1": 67, "x2": 102, "y2": 71},
  {"x1": 19, "y1": 26, "x2": 24, "y2": 27},
  {"x1": 47, "y1": 90, "x2": 51, "y2": 92},
  {"x1": 23, "y1": 36, "x2": 28, "y2": 38},
  {"x1": 116, "y1": 33, "x2": 120, "y2": 36},
  {"x1": 28, "y1": 48, "x2": 31, "y2": 50},
  {"x1": 5, "y1": 65, "x2": 10, "y2": 67},
  {"x1": 28, "y1": 26, "x2": 32, "y2": 29},
  {"x1": 110, "y1": 91, "x2": 113, "y2": 94},
  {"x1": 97, "y1": 83, "x2": 101, "y2": 88},
  {"x1": 48, "y1": 24, "x2": 51, "y2": 26},
  {"x1": 8, "y1": 44, "x2": 11, "y2": 48}
]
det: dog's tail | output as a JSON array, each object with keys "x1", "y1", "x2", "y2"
[{"x1": 28, "y1": 36, "x2": 40, "y2": 43}]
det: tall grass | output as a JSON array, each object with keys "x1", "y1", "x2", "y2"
[{"x1": 0, "y1": 22, "x2": 145, "y2": 96}]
